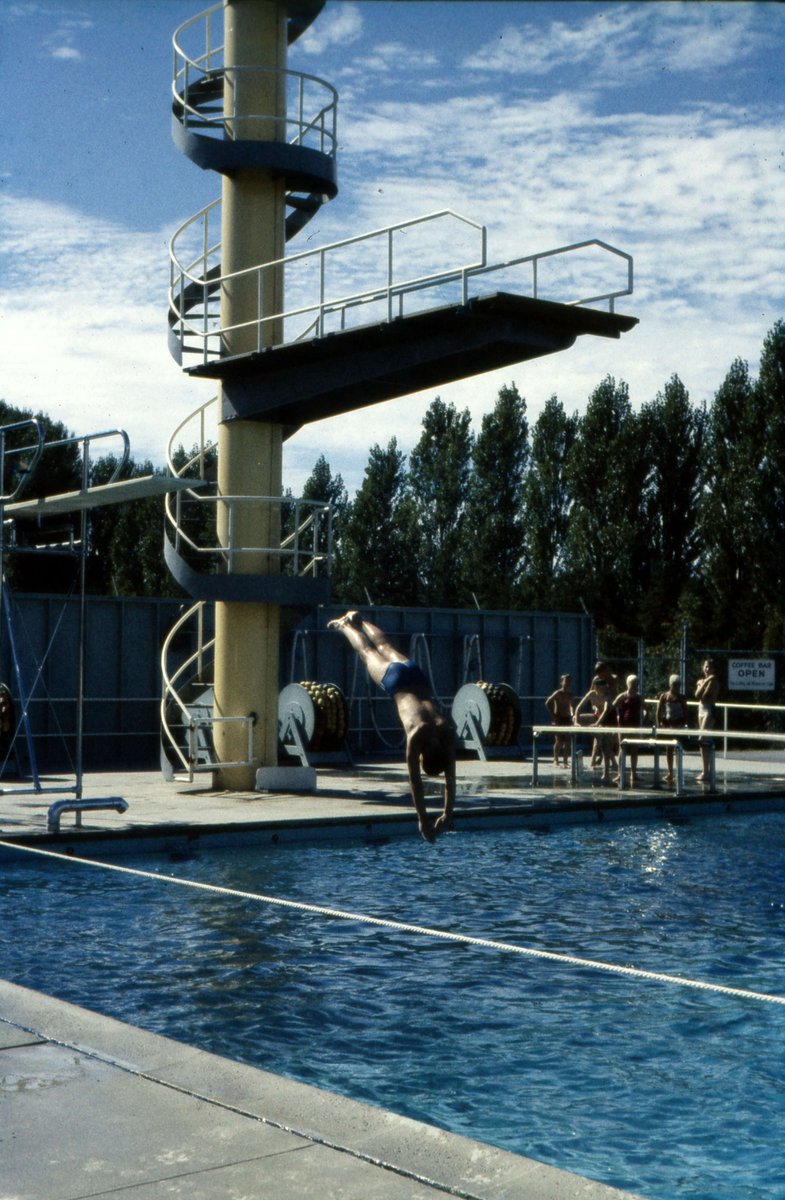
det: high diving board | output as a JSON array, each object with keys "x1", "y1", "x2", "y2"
[
  {"x1": 3, "y1": 475, "x2": 203, "y2": 518},
  {"x1": 187, "y1": 293, "x2": 639, "y2": 429}
]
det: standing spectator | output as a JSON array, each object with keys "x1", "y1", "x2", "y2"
[
  {"x1": 545, "y1": 674, "x2": 575, "y2": 766},
  {"x1": 656, "y1": 674, "x2": 688, "y2": 784},
  {"x1": 694, "y1": 659, "x2": 720, "y2": 783},
  {"x1": 574, "y1": 677, "x2": 616, "y2": 785},
  {"x1": 613, "y1": 675, "x2": 646, "y2": 786}
]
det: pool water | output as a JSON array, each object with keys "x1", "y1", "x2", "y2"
[{"x1": 3, "y1": 813, "x2": 785, "y2": 1200}]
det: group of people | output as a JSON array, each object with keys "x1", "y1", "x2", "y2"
[{"x1": 545, "y1": 659, "x2": 719, "y2": 786}]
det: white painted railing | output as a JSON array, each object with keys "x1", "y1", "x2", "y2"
[
  {"x1": 172, "y1": 5, "x2": 338, "y2": 156},
  {"x1": 169, "y1": 206, "x2": 634, "y2": 366}
]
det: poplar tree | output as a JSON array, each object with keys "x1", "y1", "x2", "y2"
[
  {"x1": 464, "y1": 383, "x2": 529, "y2": 610},
  {"x1": 753, "y1": 320, "x2": 785, "y2": 644},
  {"x1": 638, "y1": 376, "x2": 705, "y2": 642},
  {"x1": 408, "y1": 398, "x2": 473, "y2": 608},
  {"x1": 563, "y1": 376, "x2": 647, "y2": 633},
  {"x1": 335, "y1": 438, "x2": 420, "y2": 606},
  {"x1": 698, "y1": 357, "x2": 765, "y2": 643},
  {"x1": 522, "y1": 395, "x2": 579, "y2": 610}
]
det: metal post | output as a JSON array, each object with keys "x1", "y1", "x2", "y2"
[{"x1": 74, "y1": 439, "x2": 90, "y2": 801}]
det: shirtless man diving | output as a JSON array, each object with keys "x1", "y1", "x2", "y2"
[{"x1": 327, "y1": 611, "x2": 456, "y2": 843}]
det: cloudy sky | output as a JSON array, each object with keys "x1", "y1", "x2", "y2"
[{"x1": 1, "y1": 1, "x2": 783, "y2": 495}]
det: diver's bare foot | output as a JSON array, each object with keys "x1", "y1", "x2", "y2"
[
  {"x1": 433, "y1": 813, "x2": 451, "y2": 836},
  {"x1": 327, "y1": 610, "x2": 363, "y2": 631}
]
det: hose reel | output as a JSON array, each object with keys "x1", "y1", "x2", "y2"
[
  {"x1": 278, "y1": 681, "x2": 351, "y2": 767},
  {"x1": 452, "y1": 681, "x2": 522, "y2": 760}
]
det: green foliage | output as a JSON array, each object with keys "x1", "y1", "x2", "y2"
[
  {"x1": 408, "y1": 398, "x2": 473, "y2": 607},
  {"x1": 522, "y1": 395, "x2": 578, "y2": 609},
  {"x1": 0, "y1": 399, "x2": 82, "y2": 593},
  {"x1": 563, "y1": 376, "x2": 647, "y2": 629},
  {"x1": 464, "y1": 383, "x2": 529, "y2": 609},
  {"x1": 637, "y1": 376, "x2": 705, "y2": 642},
  {"x1": 334, "y1": 438, "x2": 421, "y2": 606},
  {"x1": 87, "y1": 456, "x2": 182, "y2": 597}
]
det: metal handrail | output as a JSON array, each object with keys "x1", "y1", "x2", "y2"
[
  {"x1": 169, "y1": 208, "x2": 487, "y2": 363},
  {"x1": 169, "y1": 492, "x2": 331, "y2": 577},
  {"x1": 469, "y1": 238, "x2": 634, "y2": 313},
  {"x1": 160, "y1": 600, "x2": 259, "y2": 779},
  {"x1": 169, "y1": 205, "x2": 633, "y2": 365},
  {"x1": 0, "y1": 420, "x2": 45, "y2": 504},
  {"x1": 172, "y1": 5, "x2": 337, "y2": 156},
  {"x1": 160, "y1": 600, "x2": 212, "y2": 775}
]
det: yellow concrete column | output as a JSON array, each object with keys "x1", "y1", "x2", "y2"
[{"x1": 213, "y1": 0, "x2": 287, "y2": 789}]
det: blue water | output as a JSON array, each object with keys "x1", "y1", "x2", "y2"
[{"x1": 3, "y1": 813, "x2": 785, "y2": 1200}]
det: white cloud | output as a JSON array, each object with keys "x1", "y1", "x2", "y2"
[
  {"x1": 298, "y1": 2, "x2": 363, "y2": 54},
  {"x1": 0, "y1": 195, "x2": 214, "y2": 466},
  {"x1": 43, "y1": 15, "x2": 93, "y2": 62},
  {"x1": 50, "y1": 44, "x2": 81, "y2": 60},
  {"x1": 463, "y1": 1, "x2": 763, "y2": 82}
]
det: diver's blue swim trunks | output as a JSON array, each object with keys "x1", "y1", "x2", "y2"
[{"x1": 380, "y1": 660, "x2": 429, "y2": 697}]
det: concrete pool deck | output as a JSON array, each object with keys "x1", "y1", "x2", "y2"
[{"x1": 3, "y1": 752, "x2": 785, "y2": 1199}]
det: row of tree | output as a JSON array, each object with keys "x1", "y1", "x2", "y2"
[
  {"x1": 1, "y1": 319, "x2": 782, "y2": 652},
  {"x1": 322, "y1": 319, "x2": 785, "y2": 650}
]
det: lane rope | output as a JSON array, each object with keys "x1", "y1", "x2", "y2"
[{"x1": 3, "y1": 838, "x2": 785, "y2": 1007}]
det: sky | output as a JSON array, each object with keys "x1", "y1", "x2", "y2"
[{"x1": 1, "y1": 0, "x2": 783, "y2": 497}]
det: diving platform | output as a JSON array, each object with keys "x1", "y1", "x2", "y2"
[
  {"x1": 186, "y1": 293, "x2": 638, "y2": 429},
  {"x1": 4, "y1": 475, "x2": 203, "y2": 518}
]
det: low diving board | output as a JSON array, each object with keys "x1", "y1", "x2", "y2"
[
  {"x1": 3, "y1": 475, "x2": 203, "y2": 517},
  {"x1": 187, "y1": 293, "x2": 638, "y2": 429}
]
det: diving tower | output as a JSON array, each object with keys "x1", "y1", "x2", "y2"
[{"x1": 162, "y1": 1, "x2": 637, "y2": 789}]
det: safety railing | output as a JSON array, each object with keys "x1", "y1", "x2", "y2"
[
  {"x1": 0, "y1": 420, "x2": 45, "y2": 504},
  {"x1": 165, "y1": 395, "x2": 331, "y2": 578},
  {"x1": 173, "y1": 6, "x2": 338, "y2": 156},
  {"x1": 160, "y1": 600, "x2": 213, "y2": 779},
  {"x1": 169, "y1": 205, "x2": 633, "y2": 365},
  {"x1": 532, "y1": 721, "x2": 785, "y2": 792},
  {"x1": 167, "y1": 490, "x2": 331, "y2": 578},
  {"x1": 169, "y1": 208, "x2": 487, "y2": 362}
]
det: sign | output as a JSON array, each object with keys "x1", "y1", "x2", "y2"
[{"x1": 727, "y1": 659, "x2": 775, "y2": 691}]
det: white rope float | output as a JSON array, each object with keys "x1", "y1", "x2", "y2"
[{"x1": 4, "y1": 838, "x2": 785, "y2": 1008}]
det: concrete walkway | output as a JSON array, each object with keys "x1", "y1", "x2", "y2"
[{"x1": 3, "y1": 754, "x2": 784, "y2": 1199}]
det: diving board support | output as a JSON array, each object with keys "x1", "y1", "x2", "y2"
[{"x1": 619, "y1": 738, "x2": 684, "y2": 794}]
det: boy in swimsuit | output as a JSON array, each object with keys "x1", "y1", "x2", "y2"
[
  {"x1": 545, "y1": 674, "x2": 575, "y2": 766},
  {"x1": 327, "y1": 611, "x2": 456, "y2": 843}
]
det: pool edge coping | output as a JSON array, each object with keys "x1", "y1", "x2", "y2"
[{"x1": 0, "y1": 978, "x2": 644, "y2": 1200}]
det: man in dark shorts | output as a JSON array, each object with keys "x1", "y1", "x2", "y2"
[{"x1": 327, "y1": 611, "x2": 456, "y2": 842}]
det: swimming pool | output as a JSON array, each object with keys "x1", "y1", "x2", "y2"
[{"x1": 2, "y1": 813, "x2": 785, "y2": 1200}]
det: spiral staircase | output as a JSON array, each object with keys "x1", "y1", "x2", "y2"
[
  {"x1": 161, "y1": 1, "x2": 337, "y2": 780},
  {"x1": 160, "y1": 0, "x2": 638, "y2": 782}
]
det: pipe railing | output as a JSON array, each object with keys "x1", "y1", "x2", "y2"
[
  {"x1": 169, "y1": 205, "x2": 633, "y2": 365},
  {"x1": 172, "y1": 3, "x2": 338, "y2": 155},
  {"x1": 169, "y1": 208, "x2": 488, "y2": 363},
  {"x1": 167, "y1": 491, "x2": 331, "y2": 578}
]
